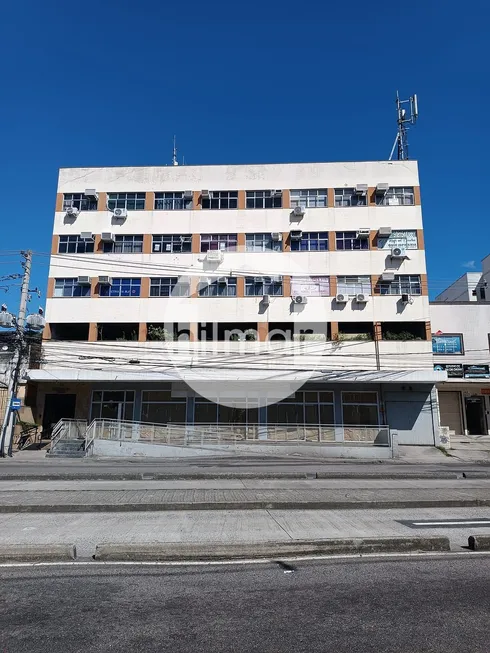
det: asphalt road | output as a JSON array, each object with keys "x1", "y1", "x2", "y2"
[{"x1": 1, "y1": 557, "x2": 489, "y2": 652}]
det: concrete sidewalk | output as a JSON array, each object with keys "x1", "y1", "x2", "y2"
[{"x1": 2, "y1": 478, "x2": 490, "y2": 512}]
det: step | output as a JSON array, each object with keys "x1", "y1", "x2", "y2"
[{"x1": 45, "y1": 451, "x2": 86, "y2": 458}]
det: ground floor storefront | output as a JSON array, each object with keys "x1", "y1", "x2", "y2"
[
  {"x1": 437, "y1": 383, "x2": 490, "y2": 436},
  {"x1": 27, "y1": 380, "x2": 441, "y2": 445}
]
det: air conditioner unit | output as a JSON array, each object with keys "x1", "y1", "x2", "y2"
[
  {"x1": 271, "y1": 232, "x2": 282, "y2": 241},
  {"x1": 262, "y1": 294, "x2": 270, "y2": 305},
  {"x1": 183, "y1": 190, "x2": 193, "y2": 200},
  {"x1": 84, "y1": 189, "x2": 98, "y2": 200},
  {"x1": 401, "y1": 293, "x2": 410, "y2": 304},
  {"x1": 293, "y1": 295, "x2": 308, "y2": 305},
  {"x1": 205, "y1": 250, "x2": 224, "y2": 262},
  {"x1": 391, "y1": 246, "x2": 407, "y2": 258},
  {"x1": 378, "y1": 226, "x2": 392, "y2": 237},
  {"x1": 217, "y1": 277, "x2": 228, "y2": 284},
  {"x1": 376, "y1": 183, "x2": 390, "y2": 194},
  {"x1": 65, "y1": 206, "x2": 79, "y2": 217},
  {"x1": 100, "y1": 232, "x2": 114, "y2": 242},
  {"x1": 112, "y1": 208, "x2": 128, "y2": 219},
  {"x1": 356, "y1": 293, "x2": 368, "y2": 303},
  {"x1": 356, "y1": 228, "x2": 370, "y2": 239},
  {"x1": 180, "y1": 235, "x2": 192, "y2": 243},
  {"x1": 98, "y1": 276, "x2": 112, "y2": 286},
  {"x1": 290, "y1": 230, "x2": 302, "y2": 240},
  {"x1": 292, "y1": 206, "x2": 305, "y2": 217},
  {"x1": 335, "y1": 293, "x2": 348, "y2": 303},
  {"x1": 201, "y1": 190, "x2": 210, "y2": 198},
  {"x1": 355, "y1": 184, "x2": 368, "y2": 194},
  {"x1": 80, "y1": 232, "x2": 94, "y2": 241},
  {"x1": 381, "y1": 272, "x2": 395, "y2": 282},
  {"x1": 77, "y1": 276, "x2": 91, "y2": 286}
]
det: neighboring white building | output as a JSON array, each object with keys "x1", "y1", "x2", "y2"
[
  {"x1": 27, "y1": 160, "x2": 444, "y2": 444},
  {"x1": 435, "y1": 255, "x2": 489, "y2": 303},
  {"x1": 431, "y1": 265, "x2": 490, "y2": 435}
]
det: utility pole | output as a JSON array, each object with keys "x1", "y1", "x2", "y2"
[{"x1": 0, "y1": 250, "x2": 32, "y2": 457}]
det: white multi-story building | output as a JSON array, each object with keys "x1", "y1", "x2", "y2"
[
  {"x1": 27, "y1": 160, "x2": 444, "y2": 444},
  {"x1": 431, "y1": 256, "x2": 490, "y2": 436}
]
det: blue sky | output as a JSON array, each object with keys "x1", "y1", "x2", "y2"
[{"x1": 0, "y1": 0, "x2": 488, "y2": 309}]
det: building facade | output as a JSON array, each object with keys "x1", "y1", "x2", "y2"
[
  {"x1": 28, "y1": 161, "x2": 444, "y2": 444},
  {"x1": 431, "y1": 256, "x2": 490, "y2": 435}
]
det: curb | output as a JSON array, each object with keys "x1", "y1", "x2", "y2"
[
  {"x1": 2, "y1": 499, "x2": 490, "y2": 513},
  {"x1": 94, "y1": 536, "x2": 451, "y2": 561},
  {"x1": 0, "y1": 544, "x2": 76, "y2": 562},
  {"x1": 468, "y1": 535, "x2": 490, "y2": 551}
]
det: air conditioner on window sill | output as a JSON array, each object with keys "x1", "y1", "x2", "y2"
[{"x1": 112, "y1": 208, "x2": 128, "y2": 219}]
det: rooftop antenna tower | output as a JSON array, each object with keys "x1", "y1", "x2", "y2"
[
  {"x1": 172, "y1": 135, "x2": 179, "y2": 166},
  {"x1": 389, "y1": 91, "x2": 418, "y2": 161}
]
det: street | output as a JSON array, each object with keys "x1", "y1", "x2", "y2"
[{"x1": 1, "y1": 557, "x2": 489, "y2": 652}]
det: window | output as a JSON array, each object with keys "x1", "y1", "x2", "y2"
[
  {"x1": 154, "y1": 192, "x2": 192, "y2": 210},
  {"x1": 90, "y1": 390, "x2": 135, "y2": 422},
  {"x1": 246, "y1": 233, "x2": 282, "y2": 252},
  {"x1": 291, "y1": 232, "x2": 329, "y2": 252},
  {"x1": 377, "y1": 230, "x2": 418, "y2": 250},
  {"x1": 103, "y1": 235, "x2": 143, "y2": 254},
  {"x1": 379, "y1": 275, "x2": 421, "y2": 295},
  {"x1": 291, "y1": 276, "x2": 330, "y2": 297},
  {"x1": 246, "y1": 190, "x2": 282, "y2": 209},
  {"x1": 334, "y1": 188, "x2": 367, "y2": 207},
  {"x1": 267, "y1": 391, "x2": 334, "y2": 425},
  {"x1": 290, "y1": 189, "x2": 328, "y2": 208},
  {"x1": 99, "y1": 278, "x2": 141, "y2": 297},
  {"x1": 198, "y1": 277, "x2": 237, "y2": 297},
  {"x1": 336, "y1": 231, "x2": 369, "y2": 250},
  {"x1": 342, "y1": 392, "x2": 379, "y2": 425},
  {"x1": 150, "y1": 277, "x2": 190, "y2": 297},
  {"x1": 200, "y1": 234, "x2": 238, "y2": 252},
  {"x1": 245, "y1": 276, "x2": 283, "y2": 296},
  {"x1": 58, "y1": 235, "x2": 94, "y2": 254},
  {"x1": 107, "y1": 193, "x2": 146, "y2": 211},
  {"x1": 432, "y1": 334, "x2": 464, "y2": 355},
  {"x1": 337, "y1": 276, "x2": 371, "y2": 296},
  {"x1": 62, "y1": 193, "x2": 98, "y2": 212},
  {"x1": 152, "y1": 234, "x2": 192, "y2": 253},
  {"x1": 54, "y1": 278, "x2": 91, "y2": 298},
  {"x1": 376, "y1": 187, "x2": 415, "y2": 206},
  {"x1": 141, "y1": 390, "x2": 186, "y2": 424},
  {"x1": 202, "y1": 191, "x2": 238, "y2": 210}
]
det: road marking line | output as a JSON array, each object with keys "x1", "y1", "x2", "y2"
[
  {"x1": 1, "y1": 551, "x2": 490, "y2": 569},
  {"x1": 412, "y1": 521, "x2": 490, "y2": 526}
]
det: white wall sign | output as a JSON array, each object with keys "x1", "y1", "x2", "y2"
[{"x1": 378, "y1": 230, "x2": 417, "y2": 250}]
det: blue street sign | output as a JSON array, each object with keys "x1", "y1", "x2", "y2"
[{"x1": 10, "y1": 398, "x2": 22, "y2": 410}]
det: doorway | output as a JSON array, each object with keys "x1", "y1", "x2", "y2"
[
  {"x1": 42, "y1": 394, "x2": 77, "y2": 436},
  {"x1": 465, "y1": 396, "x2": 486, "y2": 435}
]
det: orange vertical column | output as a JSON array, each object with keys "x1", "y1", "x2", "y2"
[
  {"x1": 88, "y1": 324, "x2": 98, "y2": 342},
  {"x1": 258, "y1": 322, "x2": 269, "y2": 342}
]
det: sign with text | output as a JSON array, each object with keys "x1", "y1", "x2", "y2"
[
  {"x1": 434, "y1": 364, "x2": 464, "y2": 378},
  {"x1": 432, "y1": 335, "x2": 464, "y2": 355},
  {"x1": 377, "y1": 230, "x2": 418, "y2": 250},
  {"x1": 464, "y1": 364, "x2": 490, "y2": 379}
]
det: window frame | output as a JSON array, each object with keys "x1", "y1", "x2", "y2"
[
  {"x1": 432, "y1": 333, "x2": 465, "y2": 355},
  {"x1": 336, "y1": 231, "x2": 369, "y2": 251},
  {"x1": 154, "y1": 192, "x2": 192, "y2": 210},
  {"x1": 267, "y1": 390, "x2": 335, "y2": 425},
  {"x1": 376, "y1": 187, "x2": 415, "y2": 206},
  {"x1": 246, "y1": 190, "x2": 283, "y2": 209},
  {"x1": 62, "y1": 193, "x2": 98, "y2": 212},
  {"x1": 341, "y1": 391, "x2": 380, "y2": 426},
  {"x1": 90, "y1": 390, "x2": 135, "y2": 422},
  {"x1": 201, "y1": 191, "x2": 238, "y2": 210},
  {"x1": 58, "y1": 235, "x2": 95, "y2": 254},
  {"x1": 245, "y1": 233, "x2": 282, "y2": 252},
  {"x1": 291, "y1": 232, "x2": 329, "y2": 252},
  {"x1": 149, "y1": 277, "x2": 190, "y2": 297},
  {"x1": 200, "y1": 234, "x2": 238, "y2": 252},
  {"x1": 53, "y1": 278, "x2": 91, "y2": 298},
  {"x1": 99, "y1": 278, "x2": 142, "y2": 298},
  {"x1": 152, "y1": 234, "x2": 192, "y2": 254},
  {"x1": 336, "y1": 276, "x2": 371, "y2": 297},
  {"x1": 245, "y1": 276, "x2": 283, "y2": 297},
  {"x1": 379, "y1": 275, "x2": 422, "y2": 296},
  {"x1": 103, "y1": 234, "x2": 144, "y2": 254},
  {"x1": 290, "y1": 189, "x2": 328, "y2": 208},
  {"x1": 197, "y1": 277, "x2": 238, "y2": 297},
  {"x1": 334, "y1": 188, "x2": 367, "y2": 207},
  {"x1": 107, "y1": 192, "x2": 146, "y2": 211}
]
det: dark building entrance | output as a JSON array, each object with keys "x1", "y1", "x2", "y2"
[{"x1": 42, "y1": 394, "x2": 76, "y2": 437}]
